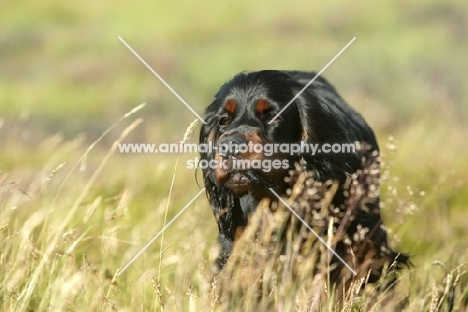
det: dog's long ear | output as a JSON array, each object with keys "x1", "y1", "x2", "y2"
[
  {"x1": 293, "y1": 82, "x2": 361, "y2": 182},
  {"x1": 199, "y1": 99, "x2": 222, "y2": 206},
  {"x1": 198, "y1": 100, "x2": 242, "y2": 241}
]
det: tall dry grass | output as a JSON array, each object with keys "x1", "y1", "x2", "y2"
[{"x1": 1, "y1": 117, "x2": 467, "y2": 311}]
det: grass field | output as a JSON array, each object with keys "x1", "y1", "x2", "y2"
[{"x1": 1, "y1": 0, "x2": 467, "y2": 310}]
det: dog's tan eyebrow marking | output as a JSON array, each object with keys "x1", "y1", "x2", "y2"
[
  {"x1": 255, "y1": 99, "x2": 270, "y2": 113},
  {"x1": 224, "y1": 99, "x2": 236, "y2": 114}
]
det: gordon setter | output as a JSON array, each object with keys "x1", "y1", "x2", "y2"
[{"x1": 199, "y1": 70, "x2": 408, "y2": 283}]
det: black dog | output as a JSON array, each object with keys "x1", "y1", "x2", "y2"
[{"x1": 199, "y1": 70, "x2": 408, "y2": 282}]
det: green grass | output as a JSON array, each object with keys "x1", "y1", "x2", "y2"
[{"x1": 1, "y1": 0, "x2": 467, "y2": 310}]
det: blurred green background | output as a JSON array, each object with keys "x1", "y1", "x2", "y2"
[
  {"x1": 2, "y1": 0, "x2": 467, "y2": 134},
  {"x1": 1, "y1": 0, "x2": 467, "y2": 309}
]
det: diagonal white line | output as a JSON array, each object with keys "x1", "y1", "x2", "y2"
[
  {"x1": 115, "y1": 188, "x2": 206, "y2": 278},
  {"x1": 118, "y1": 36, "x2": 207, "y2": 124},
  {"x1": 268, "y1": 188, "x2": 357, "y2": 276},
  {"x1": 268, "y1": 37, "x2": 356, "y2": 124}
]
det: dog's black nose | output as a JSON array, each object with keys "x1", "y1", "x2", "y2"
[{"x1": 217, "y1": 136, "x2": 247, "y2": 158}]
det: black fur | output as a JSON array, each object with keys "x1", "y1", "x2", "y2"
[{"x1": 199, "y1": 70, "x2": 408, "y2": 279}]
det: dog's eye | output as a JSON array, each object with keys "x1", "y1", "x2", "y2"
[
  {"x1": 219, "y1": 116, "x2": 231, "y2": 126},
  {"x1": 263, "y1": 110, "x2": 283, "y2": 122}
]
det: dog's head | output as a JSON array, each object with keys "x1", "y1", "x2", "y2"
[
  {"x1": 200, "y1": 71, "x2": 304, "y2": 198},
  {"x1": 199, "y1": 71, "x2": 364, "y2": 202}
]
